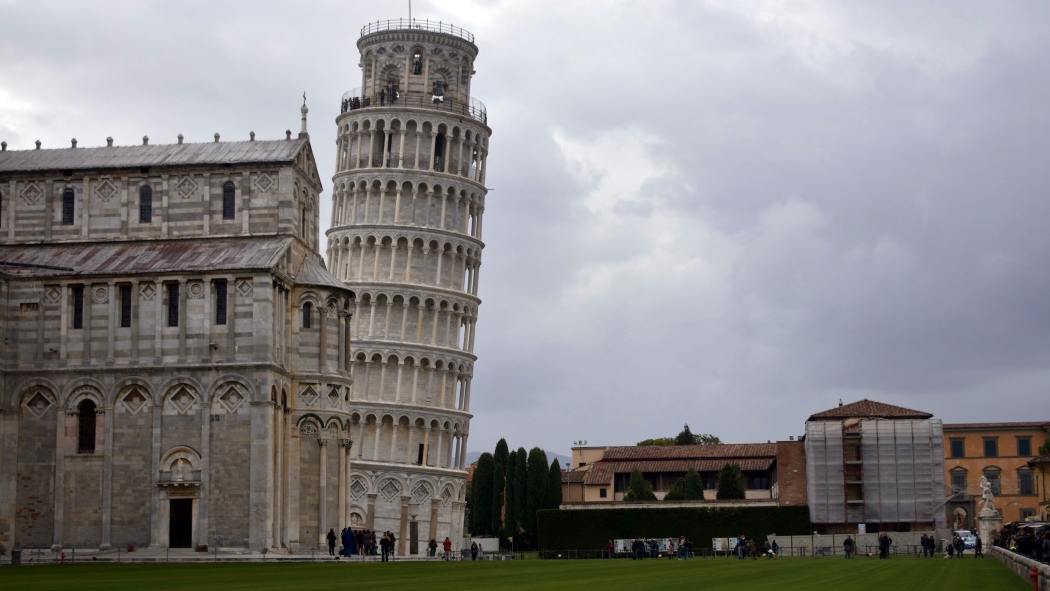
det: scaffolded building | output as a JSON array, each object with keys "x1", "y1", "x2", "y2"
[{"x1": 805, "y1": 399, "x2": 948, "y2": 533}]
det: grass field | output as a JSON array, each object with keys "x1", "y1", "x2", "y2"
[{"x1": 0, "y1": 556, "x2": 1031, "y2": 591}]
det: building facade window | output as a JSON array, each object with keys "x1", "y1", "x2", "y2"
[
  {"x1": 62, "y1": 189, "x2": 75, "y2": 225},
  {"x1": 214, "y1": 279, "x2": 228, "y2": 325},
  {"x1": 1018, "y1": 468, "x2": 1034, "y2": 495},
  {"x1": 139, "y1": 185, "x2": 153, "y2": 223},
  {"x1": 222, "y1": 181, "x2": 236, "y2": 220},
  {"x1": 1020, "y1": 508, "x2": 1036, "y2": 520},
  {"x1": 77, "y1": 399, "x2": 96, "y2": 453},
  {"x1": 599, "y1": 487, "x2": 607, "y2": 498},
  {"x1": 72, "y1": 285, "x2": 84, "y2": 329},
  {"x1": 950, "y1": 438, "x2": 965, "y2": 458},
  {"x1": 167, "y1": 283, "x2": 180, "y2": 327},
  {"x1": 983, "y1": 467, "x2": 1001, "y2": 495},
  {"x1": 950, "y1": 468, "x2": 968, "y2": 493},
  {"x1": 983, "y1": 438, "x2": 998, "y2": 458},
  {"x1": 302, "y1": 302, "x2": 312, "y2": 329},
  {"x1": 1017, "y1": 437, "x2": 1032, "y2": 457},
  {"x1": 119, "y1": 285, "x2": 132, "y2": 328}
]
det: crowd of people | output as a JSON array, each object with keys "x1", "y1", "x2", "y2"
[
  {"x1": 997, "y1": 523, "x2": 1050, "y2": 563},
  {"x1": 622, "y1": 536, "x2": 696, "y2": 559},
  {"x1": 325, "y1": 528, "x2": 399, "y2": 561}
]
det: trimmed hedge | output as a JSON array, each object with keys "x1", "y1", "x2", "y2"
[{"x1": 537, "y1": 505, "x2": 811, "y2": 551}]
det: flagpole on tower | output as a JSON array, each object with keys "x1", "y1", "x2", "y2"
[{"x1": 409, "y1": 0, "x2": 412, "y2": 23}]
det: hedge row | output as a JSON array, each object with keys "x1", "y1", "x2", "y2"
[{"x1": 537, "y1": 505, "x2": 811, "y2": 551}]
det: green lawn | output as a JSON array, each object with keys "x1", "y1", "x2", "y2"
[{"x1": 0, "y1": 556, "x2": 1030, "y2": 591}]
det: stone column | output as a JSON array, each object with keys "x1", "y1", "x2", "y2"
[
  {"x1": 338, "y1": 439, "x2": 348, "y2": 528},
  {"x1": 398, "y1": 495, "x2": 410, "y2": 555},
  {"x1": 249, "y1": 401, "x2": 276, "y2": 550},
  {"x1": 428, "y1": 498, "x2": 440, "y2": 545},
  {"x1": 100, "y1": 405, "x2": 114, "y2": 549},
  {"x1": 318, "y1": 438, "x2": 328, "y2": 549},
  {"x1": 366, "y1": 493, "x2": 378, "y2": 530}
]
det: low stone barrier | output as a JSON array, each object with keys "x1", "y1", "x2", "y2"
[{"x1": 991, "y1": 546, "x2": 1050, "y2": 591}]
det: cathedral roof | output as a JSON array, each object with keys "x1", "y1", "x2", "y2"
[
  {"x1": 807, "y1": 398, "x2": 933, "y2": 421},
  {"x1": 0, "y1": 138, "x2": 308, "y2": 173},
  {"x1": 0, "y1": 236, "x2": 292, "y2": 276}
]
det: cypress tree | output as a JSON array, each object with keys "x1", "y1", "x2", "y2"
[
  {"x1": 513, "y1": 447, "x2": 528, "y2": 532},
  {"x1": 716, "y1": 463, "x2": 746, "y2": 500},
  {"x1": 471, "y1": 453, "x2": 495, "y2": 535},
  {"x1": 683, "y1": 468, "x2": 705, "y2": 500},
  {"x1": 548, "y1": 458, "x2": 563, "y2": 509},
  {"x1": 525, "y1": 448, "x2": 549, "y2": 533},
  {"x1": 491, "y1": 439, "x2": 509, "y2": 534},
  {"x1": 504, "y1": 449, "x2": 518, "y2": 534},
  {"x1": 624, "y1": 468, "x2": 657, "y2": 501},
  {"x1": 664, "y1": 477, "x2": 686, "y2": 500}
]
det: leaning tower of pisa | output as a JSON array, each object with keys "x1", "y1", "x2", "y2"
[{"x1": 327, "y1": 19, "x2": 490, "y2": 552}]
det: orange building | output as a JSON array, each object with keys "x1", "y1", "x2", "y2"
[
  {"x1": 943, "y1": 422, "x2": 1050, "y2": 527},
  {"x1": 1028, "y1": 454, "x2": 1050, "y2": 522}
]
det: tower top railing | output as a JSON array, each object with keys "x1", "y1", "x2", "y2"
[
  {"x1": 340, "y1": 88, "x2": 488, "y2": 125},
  {"x1": 360, "y1": 19, "x2": 475, "y2": 44}
]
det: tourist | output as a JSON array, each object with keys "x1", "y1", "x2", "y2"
[
  {"x1": 380, "y1": 532, "x2": 390, "y2": 562},
  {"x1": 974, "y1": 535, "x2": 983, "y2": 558},
  {"x1": 443, "y1": 536, "x2": 452, "y2": 561},
  {"x1": 428, "y1": 538, "x2": 438, "y2": 558},
  {"x1": 471, "y1": 541, "x2": 479, "y2": 560},
  {"x1": 843, "y1": 536, "x2": 854, "y2": 559},
  {"x1": 327, "y1": 528, "x2": 337, "y2": 556}
]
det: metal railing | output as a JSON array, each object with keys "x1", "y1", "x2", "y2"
[
  {"x1": 360, "y1": 19, "x2": 475, "y2": 44},
  {"x1": 339, "y1": 89, "x2": 488, "y2": 125}
]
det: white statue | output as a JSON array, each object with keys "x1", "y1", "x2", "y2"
[
  {"x1": 173, "y1": 458, "x2": 191, "y2": 482},
  {"x1": 979, "y1": 476, "x2": 996, "y2": 515}
]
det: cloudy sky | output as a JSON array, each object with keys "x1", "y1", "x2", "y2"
[{"x1": 2, "y1": 1, "x2": 1047, "y2": 458}]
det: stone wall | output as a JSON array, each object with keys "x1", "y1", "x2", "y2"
[{"x1": 991, "y1": 546, "x2": 1050, "y2": 591}]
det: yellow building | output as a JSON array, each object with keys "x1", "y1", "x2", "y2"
[
  {"x1": 1028, "y1": 454, "x2": 1050, "y2": 521},
  {"x1": 943, "y1": 422, "x2": 1050, "y2": 527}
]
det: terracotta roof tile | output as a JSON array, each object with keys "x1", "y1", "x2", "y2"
[
  {"x1": 1029, "y1": 455, "x2": 1050, "y2": 466},
  {"x1": 600, "y1": 444, "x2": 776, "y2": 461},
  {"x1": 808, "y1": 399, "x2": 933, "y2": 421},
  {"x1": 562, "y1": 470, "x2": 586, "y2": 484}
]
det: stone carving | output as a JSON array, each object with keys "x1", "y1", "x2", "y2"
[
  {"x1": 95, "y1": 179, "x2": 117, "y2": 201},
  {"x1": 300, "y1": 385, "x2": 319, "y2": 407},
  {"x1": 92, "y1": 286, "x2": 108, "y2": 304},
  {"x1": 140, "y1": 283, "x2": 156, "y2": 301},
  {"x1": 24, "y1": 391, "x2": 52, "y2": 418},
  {"x1": 412, "y1": 481, "x2": 433, "y2": 503},
  {"x1": 187, "y1": 281, "x2": 204, "y2": 299},
  {"x1": 253, "y1": 173, "x2": 275, "y2": 193},
  {"x1": 20, "y1": 182, "x2": 42, "y2": 205},
  {"x1": 175, "y1": 176, "x2": 197, "y2": 199},
  {"x1": 979, "y1": 476, "x2": 997, "y2": 515},
  {"x1": 173, "y1": 458, "x2": 191, "y2": 482}
]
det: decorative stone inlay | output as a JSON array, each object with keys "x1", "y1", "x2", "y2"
[
  {"x1": 379, "y1": 479, "x2": 401, "y2": 501},
  {"x1": 121, "y1": 389, "x2": 148, "y2": 415},
  {"x1": 45, "y1": 287, "x2": 61, "y2": 304},
  {"x1": 176, "y1": 176, "x2": 197, "y2": 199},
  {"x1": 24, "y1": 391, "x2": 52, "y2": 418},
  {"x1": 412, "y1": 481, "x2": 433, "y2": 504},
  {"x1": 168, "y1": 387, "x2": 197, "y2": 414},
  {"x1": 350, "y1": 478, "x2": 367, "y2": 501},
  {"x1": 300, "y1": 385, "x2": 319, "y2": 407},
  {"x1": 440, "y1": 484, "x2": 454, "y2": 506},
  {"x1": 216, "y1": 384, "x2": 246, "y2": 413},
  {"x1": 327, "y1": 386, "x2": 341, "y2": 407},
  {"x1": 95, "y1": 179, "x2": 117, "y2": 201},
  {"x1": 187, "y1": 281, "x2": 204, "y2": 299},
  {"x1": 92, "y1": 286, "x2": 108, "y2": 304},
  {"x1": 236, "y1": 279, "x2": 253, "y2": 297},
  {"x1": 141, "y1": 283, "x2": 156, "y2": 301},
  {"x1": 299, "y1": 423, "x2": 318, "y2": 436},
  {"x1": 20, "y1": 182, "x2": 42, "y2": 205},
  {"x1": 253, "y1": 172, "x2": 275, "y2": 193}
]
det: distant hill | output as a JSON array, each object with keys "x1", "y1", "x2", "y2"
[{"x1": 465, "y1": 450, "x2": 571, "y2": 469}]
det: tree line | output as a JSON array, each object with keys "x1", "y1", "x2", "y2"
[{"x1": 467, "y1": 439, "x2": 562, "y2": 547}]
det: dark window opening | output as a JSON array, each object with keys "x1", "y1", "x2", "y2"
[
  {"x1": 72, "y1": 285, "x2": 84, "y2": 329},
  {"x1": 139, "y1": 185, "x2": 153, "y2": 223},
  {"x1": 215, "y1": 280, "x2": 228, "y2": 325},
  {"x1": 434, "y1": 133, "x2": 446, "y2": 171},
  {"x1": 119, "y1": 285, "x2": 132, "y2": 328},
  {"x1": 950, "y1": 469, "x2": 967, "y2": 494},
  {"x1": 77, "y1": 399, "x2": 96, "y2": 453},
  {"x1": 167, "y1": 283, "x2": 180, "y2": 327},
  {"x1": 1018, "y1": 470, "x2": 1034, "y2": 495},
  {"x1": 1, "y1": 190, "x2": 4, "y2": 226},
  {"x1": 983, "y1": 468, "x2": 1001, "y2": 495},
  {"x1": 417, "y1": 443, "x2": 425, "y2": 465},
  {"x1": 599, "y1": 488, "x2": 607, "y2": 498},
  {"x1": 222, "y1": 181, "x2": 236, "y2": 220},
  {"x1": 301, "y1": 205, "x2": 308, "y2": 238},
  {"x1": 1017, "y1": 437, "x2": 1032, "y2": 457},
  {"x1": 950, "y1": 438, "x2": 965, "y2": 458},
  {"x1": 62, "y1": 189, "x2": 75, "y2": 225},
  {"x1": 302, "y1": 302, "x2": 312, "y2": 329},
  {"x1": 412, "y1": 51, "x2": 423, "y2": 75},
  {"x1": 984, "y1": 438, "x2": 998, "y2": 458}
]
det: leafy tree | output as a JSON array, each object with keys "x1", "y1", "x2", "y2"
[
  {"x1": 682, "y1": 468, "x2": 705, "y2": 500},
  {"x1": 513, "y1": 447, "x2": 528, "y2": 532},
  {"x1": 1039, "y1": 437, "x2": 1050, "y2": 456},
  {"x1": 694, "y1": 433, "x2": 722, "y2": 445},
  {"x1": 548, "y1": 458, "x2": 563, "y2": 509},
  {"x1": 471, "y1": 453, "x2": 495, "y2": 534},
  {"x1": 637, "y1": 437, "x2": 675, "y2": 446},
  {"x1": 525, "y1": 447, "x2": 550, "y2": 533},
  {"x1": 716, "y1": 463, "x2": 746, "y2": 500},
  {"x1": 664, "y1": 477, "x2": 687, "y2": 500},
  {"x1": 624, "y1": 468, "x2": 657, "y2": 501},
  {"x1": 675, "y1": 424, "x2": 697, "y2": 445},
  {"x1": 492, "y1": 439, "x2": 509, "y2": 534},
  {"x1": 504, "y1": 449, "x2": 518, "y2": 534}
]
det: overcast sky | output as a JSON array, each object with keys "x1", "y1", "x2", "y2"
[{"x1": 2, "y1": 1, "x2": 1048, "y2": 459}]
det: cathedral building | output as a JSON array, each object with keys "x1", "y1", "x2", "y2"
[
  {"x1": 0, "y1": 109, "x2": 357, "y2": 552},
  {"x1": 327, "y1": 19, "x2": 491, "y2": 553}
]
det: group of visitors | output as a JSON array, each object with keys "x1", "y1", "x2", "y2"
[
  {"x1": 918, "y1": 534, "x2": 937, "y2": 557},
  {"x1": 998, "y1": 524, "x2": 1050, "y2": 562},
  {"x1": 326, "y1": 528, "x2": 397, "y2": 561},
  {"x1": 877, "y1": 533, "x2": 893, "y2": 559},
  {"x1": 426, "y1": 537, "x2": 457, "y2": 560},
  {"x1": 734, "y1": 534, "x2": 778, "y2": 559}
]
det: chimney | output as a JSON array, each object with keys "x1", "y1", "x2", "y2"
[
  {"x1": 71, "y1": 138, "x2": 77, "y2": 148},
  {"x1": 177, "y1": 134, "x2": 184, "y2": 145},
  {"x1": 143, "y1": 136, "x2": 149, "y2": 146},
  {"x1": 286, "y1": 130, "x2": 292, "y2": 140},
  {"x1": 1, "y1": 141, "x2": 6, "y2": 151},
  {"x1": 107, "y1": 137, "x2": 114, "y2": 147},
  {"x1": 214, "y1": 133, "x2": 220, "y2": 143},
  {"x1": 250, "y1": 131, "x2": 256, "y2": 141},
  {"x1": 35, "y1": 140, "x2": 41, "y2": 149}
]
